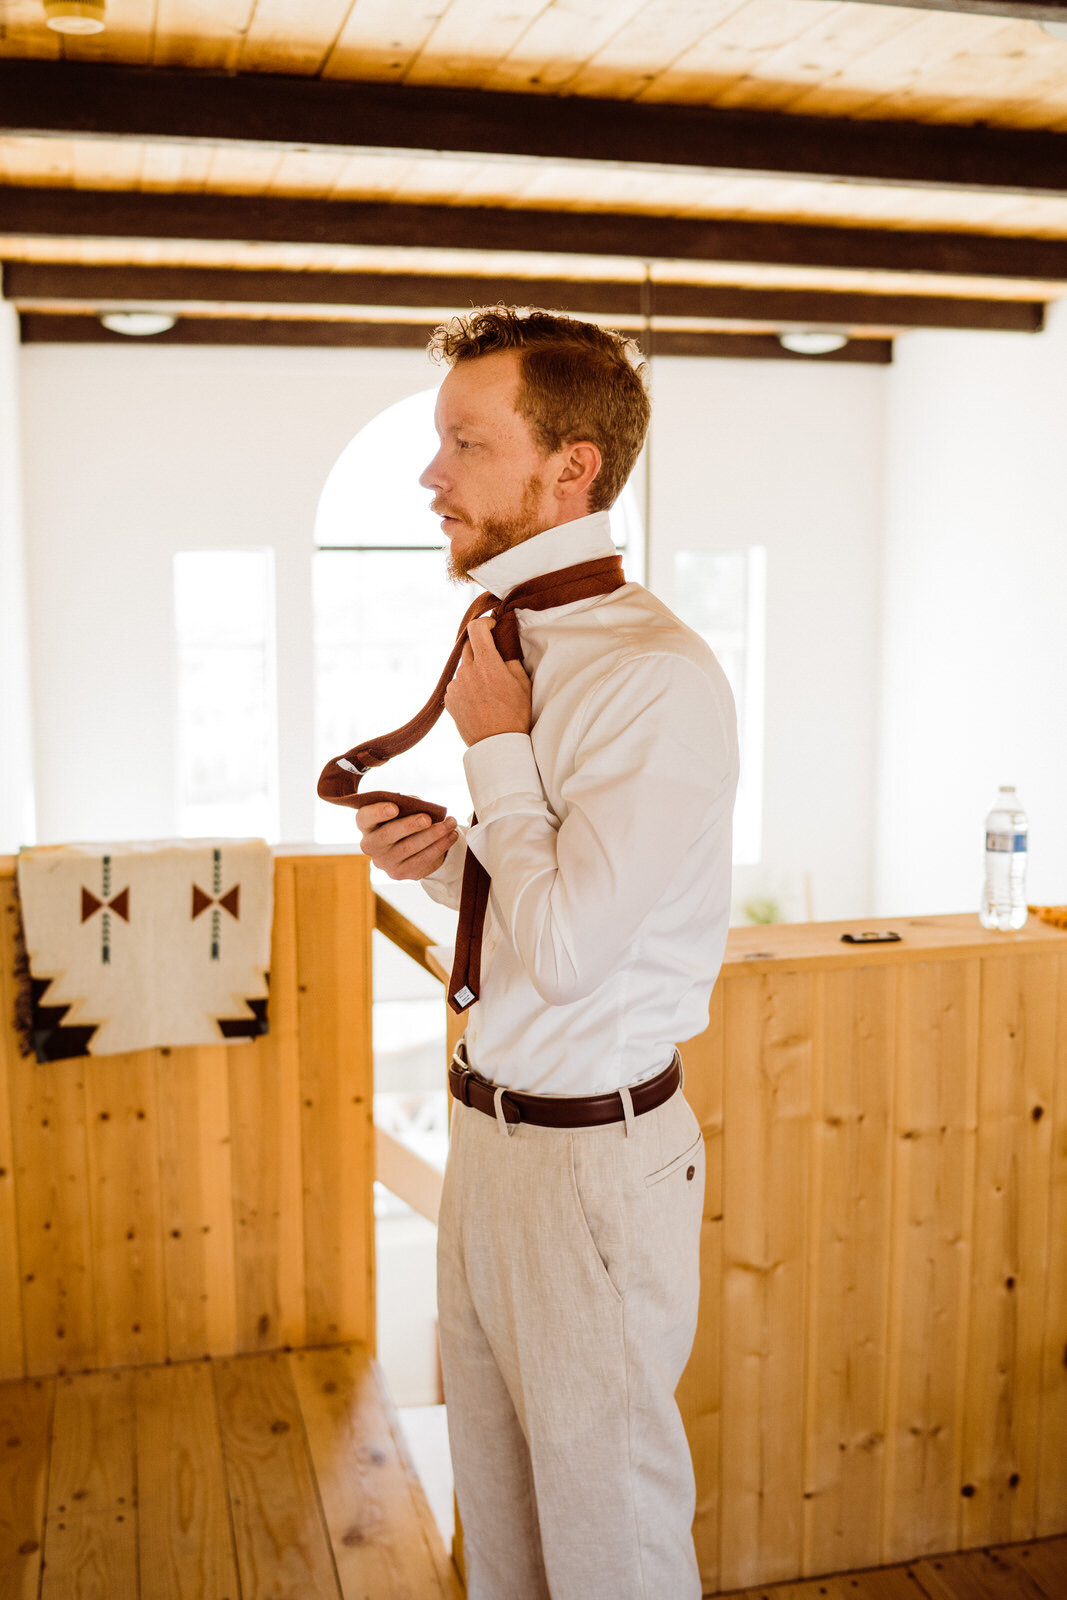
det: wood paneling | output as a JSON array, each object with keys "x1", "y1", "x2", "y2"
[
  {"x1": 961, "y1": 953, "x2": 1058, "y2": 1546},
  {"x1": 719, "y1": 969, "x2": 815, "y2": 1587},
  {"x1": 0, "y1": 853, "x2": 375, "y2": 1378},
  {"x1": 227, "y1": 856, "x2": 307, "y2": 1354},
  {"x1": 0, "y1": 885, "x2": 26, "y2": 1381},
  {"x1": 0, "y1": 1375, "x2": 53, "y2": 1600},
  {"x1": 883, "y1": 958, "x2": 980, "y2": 1564},
  {"x1": 1035, "y1": 952, "x2": 1067, "y2": 1537},
  {"x1": 677, "y1": 916, "x2": 1067, "y2": 1592},
  {"x1": 803, "y1": 965, "x2": 897, "y2": 1576},
  {"x1": 82, "y1": 1050, "x2": 167, "y2": 1371},
  {"x1": 294, "y1": 857, "x2": 374, "y2": 1347},
  {"x1": 155, "y1": 1045, "x2": 238, "y2": 1363},
  {"x1": 8, "y1": 1039, "x2": 99, "y2": 1378}
]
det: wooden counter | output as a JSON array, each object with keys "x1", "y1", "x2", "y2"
[{"x1": 677, "y1": 912, "x2": 1067, "y2": 1593}]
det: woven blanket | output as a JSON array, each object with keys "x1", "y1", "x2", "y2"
[{"x1": 16, "y1": 839, "x2": 273, "y2": 1062}]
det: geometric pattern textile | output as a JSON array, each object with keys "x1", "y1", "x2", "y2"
[{"x1": 16, "y1": 838, "x2": 272, "y2": 1062}]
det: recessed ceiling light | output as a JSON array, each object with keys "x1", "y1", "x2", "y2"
[
  {"x1": 778, "y1": 330, "x2": 849, "y2": 356},
  {"x1": 44, "y1": 1, "x2": 106, "y2": 34},
  {"x1": 1040, "y1": 20, "x2": 1067, "y2": 40},
  {"x1": 99, "y1": 312, "x2": 178, "y2": 337}
]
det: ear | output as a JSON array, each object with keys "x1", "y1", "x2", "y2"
[{"x1": 554, "y1": 441, "x2": 602, "y2": 505}]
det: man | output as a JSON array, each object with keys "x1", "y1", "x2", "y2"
[{"x1": 356, "y1": 308, "x2": 738, "y2": 1600}]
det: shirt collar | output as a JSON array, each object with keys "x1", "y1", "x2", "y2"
[{"x1": 469, "y1": 510, "x2": 616, "y2": 600}]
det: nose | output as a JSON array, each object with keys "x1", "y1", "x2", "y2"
[{"x1": 419, "y1": 448, "x2": 443, "y2": 491}]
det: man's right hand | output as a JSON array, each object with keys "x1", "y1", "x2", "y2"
[{"x1": 356, "y1": 801, "x2": 460, "y2": 881}]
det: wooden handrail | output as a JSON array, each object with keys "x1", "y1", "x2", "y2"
[
  {"x1": 374, "y1": 1125, "x2": 443, "y2": 1226},
  {"x1": 373, "y1": 892, "x2": 451, "y2": 984}
]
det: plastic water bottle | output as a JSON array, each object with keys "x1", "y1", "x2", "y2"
[{"x1": 979, "y1": 786, "x2": 1028, "y2": 930}]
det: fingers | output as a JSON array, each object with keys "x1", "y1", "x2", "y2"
[
  {"x1": 357, "y1": 806, "x2": 460, "y2": 880},
  {"x1": 465, "y1": 616, "x2": 499, "y2": 658},
  {"x1": 355, "y1": 801, "x2": 404, "y2": 836},
  {"x1": 386, "y1": 831, "x2": 459, "y2": 881}
]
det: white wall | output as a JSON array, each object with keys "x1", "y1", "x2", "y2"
[
  {"x1": 19, "y1": 343, "x2": 439, "y2": 845},
  {"x1": 19, "y1": 339, "x2": 889, "y2": 920},
  {"x1": 0, "y1": 297, "x2": 34, "y2": 853},
  {"x1": 649, "y1": 356, "x2": 886, "y2": 921},
  {"x1": 878, "y1": 306, "x2": 1067, "y2": 915}
]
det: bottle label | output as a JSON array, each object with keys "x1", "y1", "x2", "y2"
[{"x1": 986, "y1": 831, "x2": 1027, "y2": 853}]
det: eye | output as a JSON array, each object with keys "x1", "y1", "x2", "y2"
[{"x1": 456, "y1": 438, "x2": 473, "y2": 450}]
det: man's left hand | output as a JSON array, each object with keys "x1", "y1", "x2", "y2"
[{"x1": 444, "y1": 616, "x2": 532, "y2": 747}]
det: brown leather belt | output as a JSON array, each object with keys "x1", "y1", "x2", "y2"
[{"x1": 448, "y1": 1051, "x2": 682, "y2": 1129}]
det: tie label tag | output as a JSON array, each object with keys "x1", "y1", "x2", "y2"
[{"x1": 453, "y1": 986, "x2": 476, "y2": 1008}]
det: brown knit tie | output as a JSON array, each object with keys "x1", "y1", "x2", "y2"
[{"x1": 317, "y1": 553, "x2": 627, "y2": 1013}]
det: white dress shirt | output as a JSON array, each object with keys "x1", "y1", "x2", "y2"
[{"x1": 422, "y1": 509, "x2": 739, "y2": 1095}]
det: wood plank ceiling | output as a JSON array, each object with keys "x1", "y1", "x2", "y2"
[{"x1": 4, "y1": 0, "x2": 1067, "y2": 359}]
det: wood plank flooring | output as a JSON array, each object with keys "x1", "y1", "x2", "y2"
[
  {"x1": 0, "y1": 1343, "x2": 461, "y2": 1600},
  {"x1": 721, "y1": 1536, "x2": 1067, "y2": 1598},
  {"x1": 1, "y1": 1339, "x2": 1063, "y2": 1599}
]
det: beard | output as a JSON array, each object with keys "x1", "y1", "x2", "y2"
[{"x1": 442, "y1": 473, "x2": 547, "y2": 584}]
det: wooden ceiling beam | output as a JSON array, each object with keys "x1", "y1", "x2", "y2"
[
  {"x1": 4, "y1": 60, "x2": 1067, "y2": 197},
  {"x1": 3, "y1": 188, "x2": 1067, "y2": 285},
  {"x1": 846, "y1": 0, "x2": 1067, "y2": 18},
  {"x1": 2, "y1": 261, "x2": 1044, "y2": 333},
  {"x1": 17, "y1": 311, "x2": 892, "y2": 364}
]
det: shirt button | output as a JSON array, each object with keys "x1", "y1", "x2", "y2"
[{"x1": 686, "y1": 1166, "x2": 696, "y2": 1181}]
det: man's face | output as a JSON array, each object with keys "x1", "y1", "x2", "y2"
[{"x1": 420, "y1": 350, "x2": 560, "y2": 582}]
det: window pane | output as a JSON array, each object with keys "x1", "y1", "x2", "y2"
[
  {"x1": 174, "y1": 549, "x2": 278, "y2": 840},
  {"x1": 673, "y1": 548, "x2": 765, "y2": 866},
  {"x1": 313, "y1": 548, "x2": 470, "y2": 842},
  {"x1": 315, "y1": 389, "x2": 442, "y2": 550},
  {"x1": 315, "y1": 384, "x2": 640, "y2": 558}
]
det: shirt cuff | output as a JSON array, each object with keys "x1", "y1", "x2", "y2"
[
  {"x1": 420, "y1": 832, "x2": 466, "y2": 896},
  {"x1": 463, "y1": 732, "x2": 547, "y2": 821}
]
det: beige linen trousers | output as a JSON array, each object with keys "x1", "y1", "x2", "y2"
[{"x1": 437, "y1": 1078, "x2": 705, "y2": 1600}]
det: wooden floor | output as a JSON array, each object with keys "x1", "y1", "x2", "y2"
[
  {"x1": 721, "y1": 1538, "x2": 1067, "y2": 1599},
  {"x1": 3, "y1": 1342, "x2": 1065, "y2": 1600},
  {"x1": 0, "y1": 1343, "x2": 462, "y2": 1600}
]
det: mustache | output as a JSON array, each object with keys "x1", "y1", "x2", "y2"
[{"x1": 431, "y1": 501, "x2": 466, "y2": 522}]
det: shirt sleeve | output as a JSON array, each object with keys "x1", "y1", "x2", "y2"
[
  {"x1": 462, "y1": 652, "x2": 736, "y2": 1006},
  {"x1": 419, "y1": 833, "x2": 468, "y2": 912}
]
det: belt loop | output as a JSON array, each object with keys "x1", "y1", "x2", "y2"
[
  {"x1": 618, "y1": 1084, "x2": 636, "y2": 1138},
  {"x1": 493, "y1": 1085, "x2": 515, "y2": 1138}
]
